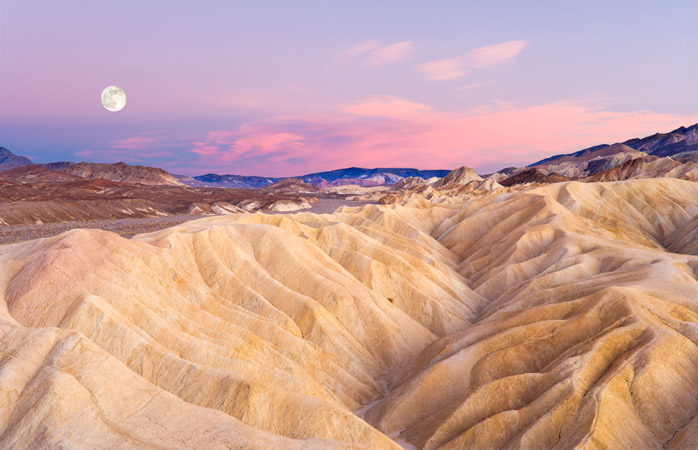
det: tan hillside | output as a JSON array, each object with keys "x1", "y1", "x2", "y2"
[
  {"x1": 433, "y1": 166, "x2": 482, "y2": 189},
  {"x1": 1, "y1": 178, "x2": 698, "y2": 448}
]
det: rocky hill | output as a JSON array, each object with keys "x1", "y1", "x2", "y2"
[
  {"x1": 63, "y1": 161, "x2": 184, "y2": 186},
  {"x1": 0, "y1": 147, "x2": 33, "y2": 170},
  {"x1": 261, "y1": 178, "x2": 323, "y2": 194},
  {"x1": 500, "y1": 167, "x2": 570, "y2": 186},
  {"x1": 0, "y1": 165, "x2": 84, "y2": 183},
  {"x1": 585, "y1": 156, "x2": 698, "y2": 182},
  {"x1": 528, "y1": 123, "x2": 698, "y2": 177},
  {"x1": 38, "y1": 161, "x2": 76, "y2": 171},
  {"x1": 624, "y1": 123, "x2": 698, "y2": 157},
  {"x1": 433, "y1": 165, "x2": 482, "y2": 189},
  {"x1": 0, "y1": 174, "x2": 313, "y2": 227}
]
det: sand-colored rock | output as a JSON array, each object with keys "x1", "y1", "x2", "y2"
[
  {"x1": 1, "y1": 178, "x2": 698, "y2": 448},
  {"x1": 365, "y1": 179, "x2": 698, "y2": 449},
  {"x1": 392, "y1": 176, "x2": 426, "y2": 190},
  {"x1": 433, "y1": 166, "x2": 482, "y2": 189}
]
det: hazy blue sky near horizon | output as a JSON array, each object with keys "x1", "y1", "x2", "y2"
[{"x1": 1, "y1": 0, "x2": 697, "y2": 176}]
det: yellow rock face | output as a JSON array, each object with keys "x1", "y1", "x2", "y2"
[{"x1": 1, "y1": 178, "x2": 698, "y2": 449}]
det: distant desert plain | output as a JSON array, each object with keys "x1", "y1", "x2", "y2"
[{"x1": 1, "y1": 124, "x2": 698, "y2": 449}]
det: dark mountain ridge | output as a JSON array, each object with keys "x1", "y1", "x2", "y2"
[
  {"x1": 295, "y1": 167, "x2": 450, "y2": 182},
  {"x1": 0, "y1": 147, "x2": 33, "y2": 170},
  {"x1": 184, "y1": 167, "x2": 451, "y2": 189},
  {"x1": 528, "y1": 123, "x2": 698, "y2": 168}
]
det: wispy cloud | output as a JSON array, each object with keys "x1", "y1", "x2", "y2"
[
  {"x1": 108, "y1": 136, "x2": 161, "y2": 150},
  {"x1": 418, "y1": 40, "x2": 529, "y2": 81},
  {"x1": 342, "y1": 95, "x2": 432, "y2": 119},
  {"x1": 332, "y1": 40, "x2": 415, "y2": 66},
  {"x1": 188, "y1": 127, "x2": 304, "y2": 164},
  {"x1": 418, "y1": 56, "x2": 469, "y2": 81},
  {"x1": 467, "y1": 40, "x2": 529, "y2": 68},
  {"x1": 333, "y1": 39, "x2": 381, "y2": 63},
  {"x1": 189, "y1": 143, "x2": 219, "y2": 156},
  {"x1": 74, "y1": 148, "x2": 174, "y2": 164},
  {"x1": 364, "y1": 41, "x2": 415, "y2": 66},
  {"x1": 226, "y1": 132, "x2": 304, "y2": 159}
]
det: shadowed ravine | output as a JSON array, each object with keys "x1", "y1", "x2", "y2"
[{"x1": 2, "y1": 178, "x2": 698, "y2": 449}]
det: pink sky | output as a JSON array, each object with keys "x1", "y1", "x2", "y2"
[
  {"x1": 2, "y1": 1, "x2": 696, "y2": 176},
  {"x1": 168, "y1": 98, "x2": 697, "y2": 176}
]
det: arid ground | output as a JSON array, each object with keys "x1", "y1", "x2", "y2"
[
  {"x1": 0, "y1": 199, "x2": 375, "y2": 244},
  {"x1": 2, "y1": 177, "x2": 698, "y2": 449}
]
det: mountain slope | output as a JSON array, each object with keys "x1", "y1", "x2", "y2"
[
  {"x1": 0, "y1": 165, "x2": 84, "y2": 183},
  {"x1": 528, "y1": 123, "x2": 698, "y2": 175},
  {"x1": 365, "y1": 178, "x2": 698, "y2": 449},
  {"x1": 586, "y1": 156, "x2": 698, "y2": 182},
  {"x1": 298, "y1": 167, "x2": 451, "y2": 186},
  {"x1": 433, "y1": 166, "x2": 482, "y2": 189},
  {"x1": 38, "y1": 161, "x2": 76, "y2": 171},
  {"x1": 0, "y1": 147, "x2": 33, "y2": 170},
  {"x1": 0, "y1": 197, "x2": 479, "y2": 448},
  {"x1": 0, "y1": 178, "x2": 313, "y2": 226},
  {"x1": 500, "y1": 167, "x2": 570, "y2": 186},
  {"x1": 189, "y1": 173, "x2": 280, "y2": 188},
  {"x1": 181, "y1": 167, "x2": 453, "y2": 189},
  {"x1": 528, "y1": 143, "x2": 646, "y2": 178},
  {"x1": 63, "y1": 161, "x2": 184, "y2": 186},
  {"x1": 2, "y1": 178, "x2": 698, "y2": 448},
  {"x1": 624, "y1": 123, "x2": 698, "y2": 157}
]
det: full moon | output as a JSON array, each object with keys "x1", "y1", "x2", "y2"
[{"x1": 101, "y1": 85, "x2": 126, "y2": 112}]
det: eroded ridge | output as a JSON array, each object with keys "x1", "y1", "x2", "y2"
[{"x1": 1, "y1": 178, "x2": 698, "y2": 449}]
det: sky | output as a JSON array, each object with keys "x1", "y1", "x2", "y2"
[{"x1": 1, "y1": 0, "x2": 697, "y2": 176}]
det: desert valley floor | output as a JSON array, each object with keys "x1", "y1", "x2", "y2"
[{"x1": 2, "y1": 178, "x2": 698, "y2": 449}]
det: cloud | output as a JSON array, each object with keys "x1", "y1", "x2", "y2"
[
  {"x1": 333, "y1": 39, "x2": 381, "y2": 63},
  {"x1": 177, "y1": 97, "x2": 698, "y2": 176},
  {"x1": 75, "y1": 134, "x2": 172, "y2": 163},
  {"x1": 226, "y1": 132, "x2": 304, "y2": 159},
  {"x1": 418, "y1": 56, "x2": 469, "y2": 81},
  {"x1": 188, "y1": 127, "x2": 304, "y2": 165},
  {"x1": 342, "y1": 95, "x2": 432, "y2": 119},
  {"x1": 466, "y1": 40, "x2": 529, "y2": 68},
  {"x1": 418, "y1": 40, "x2": 529, "y2": 81},
  {"x1": 190, "y1": 143, "x2": 219, "y2": 156},
  {"x1": 108, "y1": 136, "x2": 161, "y2": 150},
  {"x1": 364, "y1": 41, "x2": 415, "y2": 66},
  {"x1": 74, "y1": 148, "x2": 173, "y2": 164},
  {"x1": 333, "y1": 40, "x2": 415, "y2": 66}
]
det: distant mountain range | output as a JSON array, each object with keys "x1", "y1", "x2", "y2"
[
  {"x1": 294, "y1": 167, "x2": 451, "y2": 187},
  {"x1": 0, "y1": 146, "x2": 451, "y2": 188},
  {"x1": 1, "y1": 123, "x2": 697, "y2": 188},
  {"x1": 176, "y1": 167, "x2": 452, "y2": 189},
  {"x1": 177, "y1": 173, "x2": 279, "y2": 189}
]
